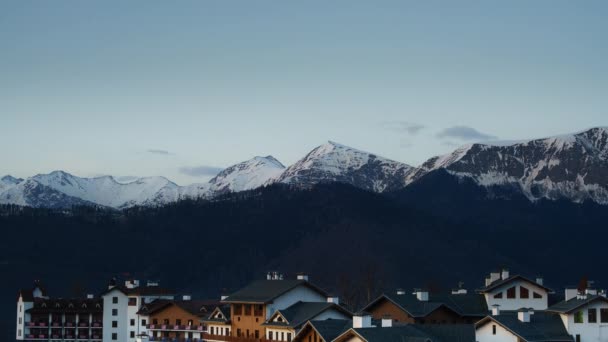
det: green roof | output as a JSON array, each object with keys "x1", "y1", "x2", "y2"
[
  {"x1": 222, "y1": 279, "x2": 327, "y2": 304},
  {"x1": 476, "y1": 311, "x2": 572, "y2": 342},
  {"x1": 547, "y1": 295, "x2": 608, "y2": 314},
  {"x1": 363, "y1": 293, "x2": 487, "y2": 318},
  {"x1": 307, "y1": 319, "x2": 351, "y2": 341},
  {"x1": 264, "y1": 301, "x2": 351, "y2": 328},
  {"x1": 342, "y1": 324, "x2": 475, "y2": 342}
]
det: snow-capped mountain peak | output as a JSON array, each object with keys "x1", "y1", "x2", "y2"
[{"x1": 208, "y1": 155, "x2": 286, "y2": 195}]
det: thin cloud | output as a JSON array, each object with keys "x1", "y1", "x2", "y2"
[
  {"x1": 437, "y1": 126, "x2": 498, "y2": 141},
  {"x1": 147, "y1": 149, "x2": 173, "y2": 155},
  {"x1": 382, "y1": 121, "x2": 426, "y2": 135},
  {"x1": 179, "y1": 165, "x2": 224, "y2": 177}
]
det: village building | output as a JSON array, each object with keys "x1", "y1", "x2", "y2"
[
  {"x1": 361, "y1": 288, "x2": 487, "y2": 324},
  {"x1": 546, "y1": 290, "x2": 608, "y2": 342},
  {"x1": 476, "y1": 269, "x2": 553, "y2": 311},
  {"x1": 292, "y1": 319, "x2": 351, "y2": 342},
  {"x1": 202, "y1": 305, "x2": 232, "y2": 342}
]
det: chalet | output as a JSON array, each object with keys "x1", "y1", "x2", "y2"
[
  {"x1": 211, "y1": 272, "x2": 332, "y2": 341},
  {"x1": 332, "y1": 312, "x2": 475, "y2": 342},
  {"x1": 16, "y1": 280, "x2": 47, "y2": 341},
  {"x1": 139, "y1": 298, "x2": 218, "y2": 341},
  {"x1": 292, "y1": 319, "x2": 351, "y2": 342},
  {"x1": 476, "y1": 269, "x2": 553, "y2": 311},
  {"x1": 100, "y1": 278, "x2": 175, "y2": 342},
  {"x1": 475, "y1": 307, "x2": 573, "y2": 342},
  {"x1": 262, "y1": 301, "x2": 352, "y2": 341},
  {"x1": 361, "y1": 289, "x2": 487, "y2": 324},
  {"x1": 546, "y1": 291, "x2": 608, "y2": 342},
  {"x1": 202, "y1": 305, "x2": 232, "y2": 341}
]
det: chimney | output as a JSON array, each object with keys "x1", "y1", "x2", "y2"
[
  {"x1": 221, "y1": 295, "x2": 229, "y2": 301},
  {"x1": 296, "y1": 273, "x2": 309, "y2": 281},
  {"x1": 535, "y1": 276, "x2": 543, "y2": 286},
  {"x1": 125, "y1": 279, "x2": 140, "y2": 289},
  {"x1": 86, "y1": 294, "x2": 94, "y2": 299},
  {"x1": 565, "y1": 288, "x2": 578, "y2": 301},
  {"x1": 485, "y1": 277, "x2": 492, "y2": 287},
  {"x1": 518, "y1": 309, "x2": 530, "y2": 323},
  {"x1": 491, "y1": 304, "x2": 500, "y2": 316},
  {"x1": 327, "y1": 296, "x2": 340, "y2": 305},
  {"x1": 381, "y1": 315, "x2": 392, "y2": 328},
  {"x1": 490, "y1": 271, "x2": 501, "y2": 283},
  {"x1": 267, "y1": 272, "x2": 272, "y2": 280},
  {"x1": 146, "y1": 280, "x2": 159, "y2": 287},
  {"x1": 413, "y1": 289, "x2": 429, "y2": 301},
  {"x1": 501, "y1": 268, "x2": 510, "y2": 280},
  {"x1": 353, "y1": 312, "x2": 372, "y2": 329},
  {"x1": 108, "y1": 277, "x2": 117, "y2": 290},
  {"x1": 396, "y1": 289, "x2": 406, "y2": 295},
  {"x1": 182, "y1": 295, "x2": 191, "y2": 301},
  {"x1": 452, "y1": 282, "x2": 467, "y2": 295}
]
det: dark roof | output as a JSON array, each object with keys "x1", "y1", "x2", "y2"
[
  {"x1": 203, "y1": 305, "x2": 232, "y2": 323},
  {"x1": 303, "y1": 319, "x2": 351, "y2": 342},
  {"x1": 476, "y1": 311, "x2": 573, "y2": 342},
  {"x1": 101, "y1": 285, "x2": 175, "y2": 297},
  {"x1": 26, "y1": 298, "x2": 103, "y2": 314},
  {"x1": 338, "y1": 324, "x2": 474, "y2": 342},
  {"x1": 17, "y1": 281, "x2": 48, "y2": 302},
  {"x1": 476, "y1": 275, "x2": 553, "y2": 293},
  {"x1": 137, "y1": 299, "x2": 220, "y2": 317},
  {"x1": 222, "y1": 280, "x2": 328, "y2": 304},
  {"x1": 547, "y1": 295, "x2": 608, "y2": 314},
  {"x1": 363, "y1": 293, "x2": 487, "y2": 318},
  {"x1": 264, "y1": 301, "x2": 352, "y2": 328}
]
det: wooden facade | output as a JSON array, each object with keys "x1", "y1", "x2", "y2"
[
  {"x1": 229, "y1": 303, "x2": 267, "y2": 339},
  {"x1": 148, "y1": 303, "x2": 204, "y2": 340},
  {"x1": 366, "y1": 297, "x2": 477, "y2": 324}
]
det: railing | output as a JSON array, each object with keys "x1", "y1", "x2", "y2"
[
  {"x1": 91, "y1": 322, "x2": 103, "y2": 328},
  {"x1": 51, "y1": 321, "x2": 62, "y2": 327},
  {"x1": 147, "y1": 324, "x2": 205, "y2": 331},
  {"x1": 78, "y1": 322, "x2": 89, "y2": 327},
  {"x1": 149, "y1": 338, "x2": 203, "y2": 342},
  {"x1": 202, "y1": 333, "x2": 272, "y2": 342},
  {"x1": 65, "y1": 322, "x2": 76, "y2": 327}
]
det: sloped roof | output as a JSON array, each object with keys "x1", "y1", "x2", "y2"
[
  {"x1": 336, "y1": 324, "x2": 474, "y2": 342},
  {"x1": 476, "y1": 275, "x2": 553, "y2": 293},
  {"x1": 475, "y1": 311, "x2": 573, "y2": 342},
  {"x1": 203, "y1": 305, "x2": 232, "y2": 323},
  {"x1": 304, "y1": 319, "x2": 351, "y2": 341},
  {"x1": 136, "y1": 299, "x2": 173, "y2": 315},
  {"x1": 26, "y1": 298, "x2": 103, "y2": 314},
  {"x1": 264, "y1": 301, "x2": 351, "y2": 328},
  {"x1": 137, "y1": 299, "x2": 220, "y2": 317},
  {"x1": 547, "y1": 295, "x2": 608, "y2": 314},
  {"x1": 363, "y1": 293, "x2": 487, "y2": 318},
  {"x1": 222, "y1": 279, "x2": 328, "y2": 304}
]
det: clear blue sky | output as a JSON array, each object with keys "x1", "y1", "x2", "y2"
[{"x1": 1, "y1": 0, "x2": 606, "y2": 185}]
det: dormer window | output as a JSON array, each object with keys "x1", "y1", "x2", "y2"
[
  {"x1": 82, "y1": 303, "x2": 87, "y2": 308},
  {"x1": 68, "y1": 303, "x2": 74, "y2": 308},
  {"x1": 533, "y1": 292, "x2": 542, "y2": 299},
  {"x1": 494, "y1": 292, "x2": 503, "y2": 299},
  {"x1": 96, "y1": 304, "x2": 101, "y2": 309},
  {"x1": 520, "y1": 287, "x2": 529, "y2": 299},
  {"x1": 55, "y1": 303, "x2": 61, "y2": 308},
  {"x1": 507, "y1": 287, "x2": 516, "y2": 299},
  {"x1": 41, "y1": 303, "x2": 47, "y2": 308}
]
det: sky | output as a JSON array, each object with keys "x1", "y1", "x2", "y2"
[{"x1": 1, "y1": 1, "x2": 607, "y2": 185}]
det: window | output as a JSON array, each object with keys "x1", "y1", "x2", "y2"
[
  {"x1": 255, "y1": 330, "x2": 259, "y2": 339},
  {"x1": 19, "y1": 317, "x2": 22, "y2": 324},
  {"x1": 130, "y1": 319, "x2": 135, "y2": 326},
  {"x1": 188, "y1": 332, "x2": 193, "y2": 339},
  {"x1": 287, "y1": 332, "x2": 292, "y2": 341},
  {"x1": 128, "y1": 297, "x2": 137, "y2": 306},
  {"x1": 282, "y1": 332, "x2": 285, "y2": 341},
  {"x1": 255, "y1": 304, "x2": 264, "y2": 316},
  {"x1": 141, "y1": 319, "x2": 147, "y2": 326},
  {"x1": 112, "y1": 309, "x2": 118, "y2": 316},
  {"x1": 163, "y1": 319, "x2": 169, "y2": 324},
  {"x1": 237, "y1": 329, "x2": 242, "y2": 337},
  {"x1": 18, "y1": 329, "x2": 21, "y2": 337},
  {"x1": 112, "y1": 333, "x2": 117, "y2": 340},
  {"x1": 520, "y1": 286, "x2": 529, "y2": 299},
  {"x1": 576, "y1": 335, "x2": 581, "y2": 342},
  {"x1": 589, "y1": 308, "x2": 597, "y2": 323},
  {"x1": 234, "y1": 304, "x2": 242, "y2": 315},
  {"x1": 533, "y1": 292, "x2": 542, "y2": 299},
  {"x1": 112, "y1": 321, "x2": 118, "y2": 328},
  {"x1": 152, "y1": 319, "x2": 158, "y2": 325},
  {"x1": 188, "y1": 319, "x2": 193, "y2": 326},
  {"x1": 601, "y1": 308, "x2": 608, "y2": 323},
  {"x1": 493, "y1": 292, "x2": 503, "y2": 299},
  {"x1": 574, "y1": 310, "x2": 584, "y2": 323},
  {"x1": 507, "y1": 287, "x2": 516, "y2": 299},
  {"x1": 246, "y1": 329, "x2": 250, "y2": 337},
  {"x1": 112, "y1": 297, "x2": 118, "y2": 304},
  {"x1": 492, "y1": 325, "x2": 496, "y2": 335},
  {"x1": 130, "y1": 331, "x2": 135, "y2": 338},
  {"x1": 176, "y1": 319, "x2": 181, "y2": 326},
  {"x1": 245, "y1": 304, "x2": 252, "y2": 316}
]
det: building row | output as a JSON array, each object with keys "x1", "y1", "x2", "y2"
[{"x1": 16, "y1": 269, "x2": 608, "y2": 342}]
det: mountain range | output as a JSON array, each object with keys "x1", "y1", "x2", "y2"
[{"x1": 1, "y1": 127, "x2": 607, "y2": 208}]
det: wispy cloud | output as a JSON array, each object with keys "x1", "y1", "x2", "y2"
[
  {"x1": 437, "y1": 126, "x2": 497, "y2": 141},
  {"x1": 179, "y1": 165, "x2": 223, "y2": 177},
  {"x1": 147, "y1": 149, "x2": 173, "y2": 155},
  {"x1": 382, "y1": 121, "x2": 426, "y2": 135}
]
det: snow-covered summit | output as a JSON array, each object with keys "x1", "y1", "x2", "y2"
[
  {"x1": 274, "y1": 141, "x2": 414, "y2": 192},
  {"x1": 208, "y1": 155, "x2": 285, "y2": 195}
]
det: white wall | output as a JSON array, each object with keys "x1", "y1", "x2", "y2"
[
  {"x1": 266, "y1": 328, "x2": 295, "y2": 341},
  {"x1": 484, "y1": 279, "x2": 548, "y2": 311},
  {"x1": 15, "y1": 296, "x2": 31, "y2": 340},
  {"x1": 267, "y1": 286, "x2": 326, "y2": 319},
  {"x1": 561, "y1": 300, "x2": 608, "y2": 342},
  {"x1": 102, "y1": 289, "x2": 128, "y2": 342},
  {"x1": 476, "y1": 321, "x2": 518, "y2": 342}
]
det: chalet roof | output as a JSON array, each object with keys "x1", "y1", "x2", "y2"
[
  {"x1": 298, "y1": 319, "x2": 351, "y2": 342},
  {"x1": 263, "y1": 301, "x2": 351, "y2": 328},
  {"x1": 17, "y1": 281, "x2": 48, "y2": 302},
  {"x1": 222, "y1": 279, "x2": 328, "y2": 304},
  {"x1": 476, "y1": 275, "x2": 553, "y2": 294},
  {"x1": 137, "y1": 299, "x2": 220, "y2": 317},
  {"x1": 475, "y1": 311, "x2": 573, "y2": 342},
  {"x1": 546, "y1": 295, "x2": 608, "y2": 314},
  {"x1": 336, "y1": 324, "x2": 474, "y2": 342},
  {"x1": 26, "y1": 298, "x2": 103, "y2": 314},
  {"x1": 203, "y1": 305, "x2": 232, "y2": 323},
  {"x1": 362, "y1": 293, "x2": 487, "y2": 318}
]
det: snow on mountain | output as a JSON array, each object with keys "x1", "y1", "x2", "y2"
[
  {"x1": 273, "y1": 141, "x2": 414, "y2": 192},
  {"x1": 0, "y1": 178, "x2": 97, "y2": 208},
  {"x1": 0, "y1": 175, "x2": 23, "y2": 193},
  {"x1": 208, "y1": 156, "x2": 285, "y2": 195},
  {"x1": 410, "y1": 127, "x2": 608, "y2": 204}
]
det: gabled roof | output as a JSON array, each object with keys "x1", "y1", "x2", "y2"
[
  {"x1": 476, "y1": 275, "x2": 553, "y2": 294},
  {"x1": 475, "y1": 312, "x2": 573, "y2": 342},
  {"x1": 136, "y1": 299, "x2": 172, "y2": 315},
  {"x1": 294, "y1": 319, "x2": 351, "y2": 342},
  {"x1": 101, "y1": 285, "x2": 175, "y2": 297},
  {"x1": 26, "y1": 298, "x2": 103, "y2": 314},
  {"x1": 222, "y1": 279, "x2": 328, "y2": 304},
  {"x1": 335, "y1": 324, "x2": 475, "y2": 342},
  {"x1": 547, "y1": 295, "x2": 608, "y2": 314},
  {"x1": 362, "y1": 293, "x2": 487, "y2": 318},
  {"x1": 263, "y1": 301, "x2": 352, "y2": 328},
  {"x1": 137, "y1": 299, "x2": 220, "y2": 317},
  {"x1": 203, "y1": 305, "x2": 232, "y2": 324}
]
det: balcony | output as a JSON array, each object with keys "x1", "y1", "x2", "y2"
[
  {"x1": 50, "y1": 333, "x2": 63, "y2": 339},
  {"x1": 25, "y1": 334, "x2": 49, "y2": 340},
  {"x1": 65, "y1": 322, "x2": 76, "y2": 328},
  {"x1": 147, "y1": 324, "x2": 205, "y2": 331},
  {"x1": 149, "y1": 338, "x2": 203, "y2": 342},
  {"x1": 91, "y1": 334, "x2": 102, "y2": 340},
  {"x1": 91, "y1": 321, "x2": 103, "y2": 328},
  {"x1": 51, "y1": 321, "x2": 62, "y2": 327},
  {"x1": 78, "y1": 322, "x2": 90, "y2": 327},
  {"x1": 202, "y1": 334, "x2": 271, "y2": 342},
  {"x1": 77, "y1": 334, "x2": 90, "y2": 340}
]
